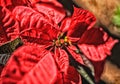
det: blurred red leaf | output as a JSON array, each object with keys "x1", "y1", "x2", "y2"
[{"x1": 1, "y1": 44, "x2": 51, "y2": 83}]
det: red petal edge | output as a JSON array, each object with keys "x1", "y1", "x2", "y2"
[{"x1": 0, "y1": 44, "x2": 53, "y2": 83}]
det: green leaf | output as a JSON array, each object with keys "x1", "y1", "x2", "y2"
[
  {"x1": 112, "y1": 6, "x2": 120, "y2": 27},
  {"x1": 77, "y1": 65, "x2": 95, "y2": 84},
  {"x1": 74, "y1": 49, "x2": 95, "y2": 84},
  {"x1": 0, "y1": 38, "x2": 23, "y2": 65},
  {"x1": 75, "y1": 48, "x2": 94, "y2": 76},
  {"x1": 0, "y1": 38, "x2": 23, "y2": 54}
]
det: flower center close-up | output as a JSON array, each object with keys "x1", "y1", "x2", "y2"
[{"x1": 53, "y1": 33, "x2": 72, "y2": 47}]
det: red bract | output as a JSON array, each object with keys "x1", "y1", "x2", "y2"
[
  {"x1": 0, "y1": 6, "x2": 19, "y2": 45},
  {"x1": 12, "y1": 6, "x2": 61, "y2": 46},
  {"x1": 1, "y1": 44, "x2": 81, "y2": 84},
  {"x1": 54, "y1": 48, "x2": 81, "y2": 84},
  {"x1": 33, "y1": 2, "x2": 65, "y2": 24},
  {"x1": 0, "y1": 0, "x2": 26, "y2": 7},
  {"x1": 0, "y1": 1, "x2": 118, "y2": 84},
  {"x1": 0, "y1": 0, "x2": 65, "y2": 45},
  {"x1": 1, "y1": 44, "x2": 58, "y2": 84}
]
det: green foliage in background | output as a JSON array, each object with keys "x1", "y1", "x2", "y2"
[{"x1": 112, "y1": 6, "x2": 120, "y2": 27}]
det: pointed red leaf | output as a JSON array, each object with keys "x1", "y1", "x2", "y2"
[
  {"x1": 54, "y1": 48, "x2": 69, "y2": 73},
  {"x1": 0, "y1": 0, "x2": 26, "y2": 7},
  {"x1": 12, "y1": 6, "x2": 60, "y2": 44},
  {"x1": 54, "y1": 48, "x2": 81, "y2": 84},
  {"x1": 72, "y1": 7, "x2": 96, "y2": 28},
  {"x1": 60, "y1": 7, "x2": 96, "y2": 41},
  {"x1": 91, "y1": 61, "x2": 105, "y2": 82},
  {"x1": 78, "y1": 28, "x2": 118, "y2": 61},
  {"x1": 0, "y1": 44, "x2": 49, "y2": 83},
  {"x1": 60, "y1": 17, "x2": 72, "y2": 32},
  {"x1": 67, "y1": 46, "x2": 84, "y2": 65},
  {"x1": 17, "y1": 52, "x2": 58, "y2": 84},
  {"x1": 33, "y1": 1, "x2": 65, "y2": 24},
  {"x1": 78, "y1": 32, "x2": 118, "y2": 81},
  {"x1": 0, "y1": 7, "x2": 19, "y2": 45},
  {"x1": 63, "y1": 66, "x2": 82, "y2": 84},
  {"x1": 79, "y1": 28, "x2": 104, "y2": 45}
]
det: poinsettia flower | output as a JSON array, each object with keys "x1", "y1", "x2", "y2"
[
  {"x1": 0, "y1": 0, "x2": 65, "y2": 80},
  {"x1": 0, "y1": 0, "x2": 65, "y2": 45},
  {"x1": 0, "y1": 1, "x2": 118, "y2": 84}
]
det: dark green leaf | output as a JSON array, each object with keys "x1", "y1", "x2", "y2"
[
  {"x1": 0, "y1": 38, "x2": 23, "y2": 65},
  {"x1": 0, "y1": 38, "x2": 23, "y2": 54}
]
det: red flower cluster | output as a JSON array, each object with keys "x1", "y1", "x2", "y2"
[{"x1": 0, "y1": 0, "x2": 118, "y2": 84}]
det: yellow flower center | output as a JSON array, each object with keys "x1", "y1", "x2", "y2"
[{"x1": 53, "y1": 33, "x2": 72, "y2": 47}]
